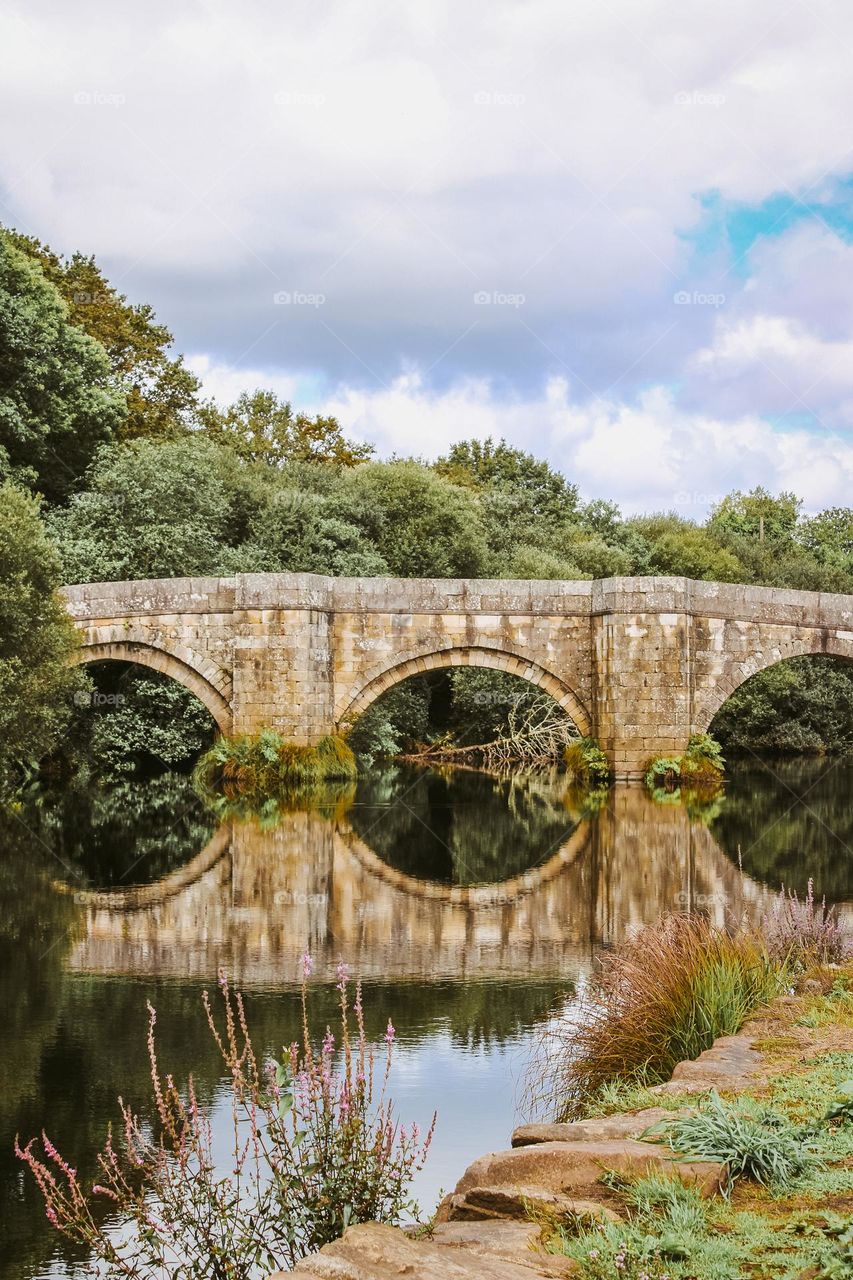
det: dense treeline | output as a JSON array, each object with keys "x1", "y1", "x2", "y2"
[{"x1": 3, "y1": 223, "x2": 853, "y2": 783}]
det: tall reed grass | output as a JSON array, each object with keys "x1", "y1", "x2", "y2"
[{"x1": 532, "y1": 914, "x2": 784, "y2": 1121}]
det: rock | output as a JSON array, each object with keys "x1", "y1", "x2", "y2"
[
  {"x1": 290, "y1": 1221, "x2": 580, "y2": 1278},
  {"x1": 437, "y1": 1183, "x2": 623, "y2": 1225},
  {"x1": 670, "y1": 1034, "x2": 761, "y2": 1086},
  {"x1": 512, "y1": 1109, "x2": 674, "y2": 1147},
  {"x1": 449, "y1": 1139, "x2": 727, "y2": 1202},
  {"x1": 430, "y1": 1221, "x2": 581, "y2": 1275}
]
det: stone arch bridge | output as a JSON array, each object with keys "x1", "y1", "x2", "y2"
[{"x1": 63, "y1": 574, "x2": 853, "y2": 781}]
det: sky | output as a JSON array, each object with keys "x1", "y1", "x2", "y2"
[{"x1": 3, "y1": 0, "x2": 853, "y2": 513}]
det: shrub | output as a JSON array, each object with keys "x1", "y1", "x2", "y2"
[
  {"x1": 194, "y1": 730, "x2": 357, "y2": 801},
  {"x1": 644, "y1": 733, "x2": 725, "y2": 801},
  {"x1": 658, "y1": 1090, "x2": 818, "y2": 1191},
  {"x1": 17, "y1": 964, "x2": 434, "y2": 1275},
  {"x1": 564, "y1": 737, "x2": 611, "y2": 787},
  {"x1": 760, "y1": 878, "x2": 852, "y2": 968},
  {"x1": 534, "y1": 915, "x2": 783, "y2": 1120}
]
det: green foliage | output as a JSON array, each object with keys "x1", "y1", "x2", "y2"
[
  {"x1": 197, "y1": 388, "x2": 373, "y2": 467},
  {"x1": 0, "y1": 231, "x2": 127, "y2": 502},
  {"x1": 7, "y1": 228, "x2": 201, "y2": 442},
  {"x1": 564, "y1": 737, "x2": 611, "y2": 787},
  {"x1": 825, "y1": 1080, "x2": 853, "y2": 1123},
  {"x1": 229, "y1": 486, "x2": 388, "y2": 576},
  {"x1": 659, "y1": 1091, "x2": 818, "y2": 1191},
  {"x1": 0, "y1": 483, "x2": 81, "y2": 789},
  {"x1": 645, "y1": 734, "x2": 725, "y2": 801},
  {"x1": 49, "y1": 437, "x2": 235, "y2": 582},
  {"x1": 435, "y1": 437, "x2": 580, "y2": 524},
  {"x1": 709, "y1": 486, "x2": 802, "y2": 546},
  {"x1": 194, "y1": 730, "x2": 357, "y2": 801},
  {"x1": 713, "y1": 655, "x2": 853, "y2": 754}
]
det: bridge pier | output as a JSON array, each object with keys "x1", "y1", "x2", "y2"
[{"x1": 63, "y1": 573, "x2": 853, "y2": 783}]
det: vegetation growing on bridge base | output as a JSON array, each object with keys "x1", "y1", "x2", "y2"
[
  {"x1": 644, "y1": 733, "x2": 725, "y2": 803},
  {"x1": 194, "y1": 730, "x2": 357, "y2": 802},
  {"x1": 564, "y1": 736, "x2": 611, "y2": 788}
]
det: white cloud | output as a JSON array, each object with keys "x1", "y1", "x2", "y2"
[{"x1": 190, "y1": 355, "x2": 853, "y2": 513}]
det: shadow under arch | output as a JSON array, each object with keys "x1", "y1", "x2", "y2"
[
  {"x1": 336, "y1": 818, "x2": 592, "y2": 908},
  {"x1": 694, "y1": 634, "x2": 853, "y2": 734},
  {"x1": 71, "y1": 640, "x2": 233, "y2": 733},
  {"x1": 337, "y1": 645, "x2": 592, "y2": 735},
  {"x1": 57, "y1": 822, "x2": 232, "y2": 911}
]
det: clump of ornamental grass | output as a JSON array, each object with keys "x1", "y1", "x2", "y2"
[
  {"x1": 656, "y1": 1090, "x2": 819, "y2": 1193},
  {"x1": 531, "y1": 914, "x2": 784, "y2": 1121},
  {"x1": 16, "y1": 960, "x2": 433, "y2": 1277},
  {"x1": 760, "y1": 878, "x2": 851, "y2": 969},
  {"x1": 194, "y1": 729, "x2": 357, "y2": 802},
  {"x1": 645, "y1": 733, "x2": 725, "y2": 801}
]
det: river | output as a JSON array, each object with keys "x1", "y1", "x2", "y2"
[{"x1": 1, "y1": 758, "x2": 851, "y2": 1278}]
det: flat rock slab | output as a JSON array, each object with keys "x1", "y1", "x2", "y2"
[
  {"x1": 669, "y1": 1034, "x2": 761, "y2": 1086},
  {"x1": 512, "y1": 1109, "x2": 675, "y2": 1147},
  {"x1": 439, "y1": 1183, "x2": 622, "y2": 1225},
  {"x1": 448, "y1": 1139, "x2": 726, "y2": 1204},
  {"x1": 430, "y1": 1221, "x2": 580, "y2": 1276},
  {"x1": 288, "y1": 1221, "x2": 580, "y2": 1278}
]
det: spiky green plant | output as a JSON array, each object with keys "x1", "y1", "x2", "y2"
[{"x1": 194, "y1": 730, "x2": 357, "y2": 802}]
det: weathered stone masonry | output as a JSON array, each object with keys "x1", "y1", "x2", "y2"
[{"x1": 62, "y1": 573, "x2": 853, "y2": 781}]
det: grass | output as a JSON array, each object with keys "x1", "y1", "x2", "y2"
[
  {"x1": 545, "y1": 1049, "x2": 853, "y2": 1279},
  {"x1": 563, "y1": 737, "x2": 611, "y2": 787},
  {"x1": 194, "y1": 730, "x2": 357, "y2": 802},
  {"x1": 534, "y1": 914, "x2": 784, "y2": 1121}
]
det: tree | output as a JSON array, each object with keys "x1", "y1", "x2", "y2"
[
  {"x1": 197, "y1": 389, "x2": 373, "y2": 468},
  {"x1": 0, "y1": 232, "x2": 127, "y2": 503},
  {"x1": 627, "y1": 514, "x2": 743, "y2": 581},
  {"x1": 0, "y1": 483, "x2": 79, "y2": 786},
  {"x1": 6, "y1": 229, "x2": 200, "y2": 441},
  {"x1": 435, "y1": 438, "x2": 579, "y2": 524},
  {"x1": 335, "y1": 461, "x2": 489, "y2": 577},
  {"x1": 49, "y1": 438, "x2": 235, "y2": 582},
  {"x1": 708, "y1": 486, "x2": 801, "y2": 546},
  {"x1": 799, "y1": 507, "x2": 853, "y2": 574},
  {"x1": 234, "y1": 487, "x2": 388, "y2": 576}
]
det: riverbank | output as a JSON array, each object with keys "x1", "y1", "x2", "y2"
[{"x1": 290, "y1": 964, "x2": 853, "y2": 1278}]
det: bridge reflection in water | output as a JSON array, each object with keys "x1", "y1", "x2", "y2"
[{"x1": 68, "y1": 787, "x2": 772, "y2": 988}]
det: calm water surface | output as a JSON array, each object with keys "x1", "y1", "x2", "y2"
[{"x1": 1, "y1": 757, "x2": 851, "y2": 1278}]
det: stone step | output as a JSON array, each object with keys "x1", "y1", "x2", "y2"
[
  {"x1": 511, "y1": 1108, "x2": 675, "y2": 1147},
  {"x1": 438, "y1": 1183, "x2": 623, "y2": 1225},
  {"x1": 288, "y1": 1221, "x2": 581, "y2": 1278},
  {"x1": 442, "y1": 1138, "x2": 727, "y2": 1213}
]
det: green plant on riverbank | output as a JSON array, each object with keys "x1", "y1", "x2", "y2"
[
  {"x1": 194, "y1": 730, "x2": 357, "y2": 801},
  {"x1": 644, "y1": 733, "x2": 725, "y2": 805},
  {"x1": 564, "y1": 737, "x2": 611, "y2": 787},
  {"x1": 534, "y1": 914, "x2": 784, "y2": 1121},
  {"x1": 17, "y1": 963, "x2": 434, "y2": 1275},
  {"x1": 549, "y1": 1047, "x2": 853, "y2": 1279}
]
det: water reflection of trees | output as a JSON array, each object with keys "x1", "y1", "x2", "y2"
[
  {"x1": 348, "y1": 765, "x2": 578, "y2": 884},
  {"x1": 23, "y1": 773, "x2": 216, "y2": 888},
  {"x1": 710, "y1": 759, "x2": 853, "y2": 901}
]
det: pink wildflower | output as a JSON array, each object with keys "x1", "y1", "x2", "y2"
[
  {"x1": 301, "y1": 952, "x2": 313, "y2": 979},
  {"x1": 384, "y1": 1019, "x2": 395, "y2": 1046}
]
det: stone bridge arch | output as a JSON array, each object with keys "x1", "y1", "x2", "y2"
[
  {"x1": 336, "y1": 644, "x2": 592, "y2": 735},
  {"x1": 71, "y1": 638, "x2": 233, "y2": 733},
  {"x1": 693, "y1": 631, "x2": 853, "y2": 734}
]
